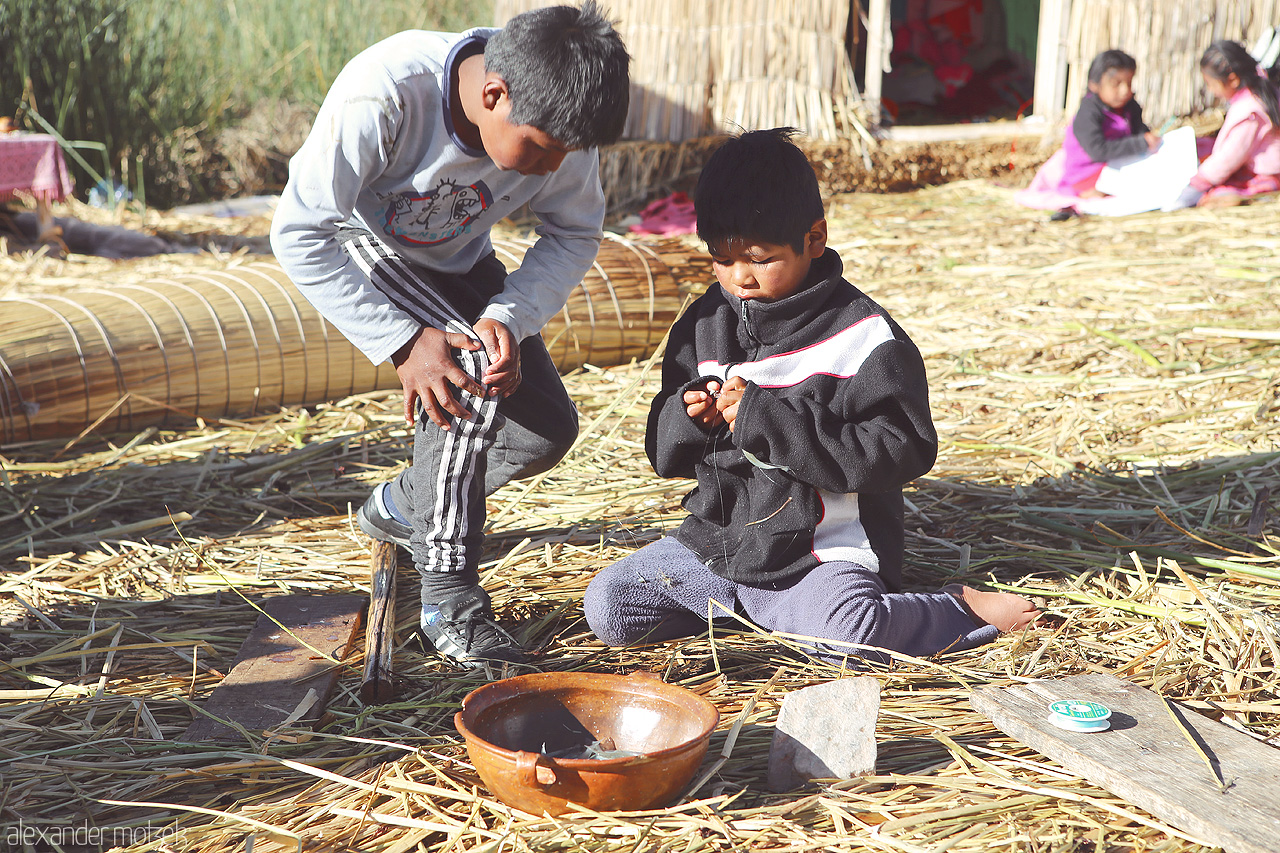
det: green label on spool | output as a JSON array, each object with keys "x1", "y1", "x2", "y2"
[{"x1": 1048, "y1": 700, "x2": 1111, "y2": 721}]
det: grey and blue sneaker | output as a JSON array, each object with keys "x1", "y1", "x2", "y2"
[
  {"x1": 420, "y1": 586, "x2": 529, "y2": 666},
  {"x1": 357, "y1": 482, "x2": 412, "y2": 549}
]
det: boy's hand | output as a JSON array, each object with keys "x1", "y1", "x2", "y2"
[
  {"x1": 684, "y1": 380, "x2": 725, "y2": 429},
  {"x1": 391, "y1": 326, "x2": 486, "y2": 430},
  {"x1": 473, "y1": 318, "x2": 521, "y2": 398},
  {"x1": 715, "y1": 376, "x2": 748, "y2": 432}
]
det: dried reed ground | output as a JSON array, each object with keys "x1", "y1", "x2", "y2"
[{"x1": 2, "y1": 181, "x2": 1278, "y2": 852}]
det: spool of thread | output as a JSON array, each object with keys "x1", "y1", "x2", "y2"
[{"x1": 1047, "y1": 699, "x2": 1112, "y2": 732}]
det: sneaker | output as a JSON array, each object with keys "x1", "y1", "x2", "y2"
[
  {"x1": 357, "y1": 482, "x2": 412, "y2": 548},
  {"x1": 420, "y1": 586, "x2": 529, "y2": 666},
  {"x1": 1048, "y1": 208, "x2": 1076, "y2": 222}
]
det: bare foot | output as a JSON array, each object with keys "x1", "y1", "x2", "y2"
[
  {"x1": 944, "y1": 585, "x2": 1041, "y2": 633},
  {"x1": 1198, "y1": 193, "x2": 1243, "y2": 209}
]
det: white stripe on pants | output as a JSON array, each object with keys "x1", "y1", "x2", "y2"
[{"x1": 343, "y1": 234, "x2": 500, "y2": 575}]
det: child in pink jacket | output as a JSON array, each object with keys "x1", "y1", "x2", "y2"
[{"x1": 1184, "y1": 40, "x2": 1280, "y2": 208}]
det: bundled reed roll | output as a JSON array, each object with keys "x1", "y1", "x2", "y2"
[
  {"x1": 0, "y1": 234, "x2": 684, "y2": 443},
  {"x1": 494, "y1": 234, "x2": 684, "y2": 375}
]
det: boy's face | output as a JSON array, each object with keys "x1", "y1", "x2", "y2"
[
  {"x1": 477, "y1": 76, "x2": 574, "y2": 175},
  {"x1": 709, "y1": 221, "x2": 828, "y2": 303},
  {"x1": 1089, "y1": 68, "x2": 1136, "y2": 111}
]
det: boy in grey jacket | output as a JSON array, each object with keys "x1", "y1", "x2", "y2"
[
  {"x1": 584, "y1": 130, "x2": 1039, "y2": 664},
  {"x1": 271, "y1": 2, "x2": 630, "y2": 665}
]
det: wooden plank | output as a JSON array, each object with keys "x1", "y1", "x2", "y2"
[
  {"x1": 181, "y1": 593, "x2": 363, "y2": 742},
  {"x1": 970, "y1": 673, "x2": 1280, "y2": 853},
  {"x1": 1032, "y1": 0, "x2": 1072, "y2": 123},
  {"x1": 862, "y1": 0, "x2": 889, "y2": 126},
  {"x1": 881, "y1": 122, "x2": 1048, "y2": 143}
]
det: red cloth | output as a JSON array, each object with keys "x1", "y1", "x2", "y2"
[
  {"x1": 1201, "y1": 171, "x2": 1280, "y2": 200},
  {"x1": 0, "y1": 134, "x2": 75, "y2": 203}
]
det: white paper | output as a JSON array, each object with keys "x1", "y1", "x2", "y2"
[{"x1": 1076, "y1": 126, "x2": 1199, "y2": 216}]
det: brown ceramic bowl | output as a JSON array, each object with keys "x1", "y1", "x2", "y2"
[{"x1": 454, "y1": 670, "x2": 719, "y2": 815}]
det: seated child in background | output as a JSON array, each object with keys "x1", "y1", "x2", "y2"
[
  {"x1": 1175, "y1": 39, "x2": 1280, "y2": 208},
  {"x1": 584, "y1": 129, "x2": 1041, "y2": 665},
  {"x1": 1016, "y1": 49, "x2": 1159, "y2": 217}
]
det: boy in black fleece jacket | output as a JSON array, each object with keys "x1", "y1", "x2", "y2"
[{"x1": 584, "y1": 128, "x2": 1040, "y2": 663}]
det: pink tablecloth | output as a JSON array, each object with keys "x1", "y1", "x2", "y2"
[{"x1": 0, "y1": 134, "x2": 75, "y2": 203}]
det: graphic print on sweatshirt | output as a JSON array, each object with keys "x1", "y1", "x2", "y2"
[
  {"x1": 697, "y1": 313, "x2": 895, "y2": 569},
  {"x1": 378, "y1": 179, "x2": 493, "y2": 246}
]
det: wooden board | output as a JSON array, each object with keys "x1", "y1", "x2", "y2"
[
  {"x1": 970, "y1": 673, "x2": 1280, "y2": 853},
  {"x1": 180, "y1": 593, "x2": 363, "y2": 742}
]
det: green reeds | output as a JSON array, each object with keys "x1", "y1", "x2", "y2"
[{"x1": 1, "y1": 0, "x2": 486, "y2": 207}]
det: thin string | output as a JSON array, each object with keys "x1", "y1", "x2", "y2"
[
  {"x1": 6, "y1": 297, "x2": 92, "y2": 432},
  {"x1": 182, "y1": 273, "x2": 265, "y2": 417},
  {"x1": 114, "y1": 283, "x2": 200, "y2": 425},
  {"x1": 239, "y1": 263, "x2": 319, "y2": 403},
  {"x1": 81, "y1": 288, "x2": 172, "y2": 427},
  {"x1": 0, "y1": 352, "x2": 30, "y2": 444},
  {"x1": 147, "y1": 280, "x2": 234, "y2": 420}
]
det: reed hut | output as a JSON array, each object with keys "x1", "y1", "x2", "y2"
[
  {"x1": 499, "y1": 0, "x2": 1280, "y2": 138},
  {"x1": 495, "y1": 0, "x2": 861, "y2": 143},
  {"x1": 1027, "y1": 0, "x2": 1280, "y2": 125}
]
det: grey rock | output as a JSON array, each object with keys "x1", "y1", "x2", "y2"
[{"x1": 767, "y1": 676, "x2": 880, "y2": 792}]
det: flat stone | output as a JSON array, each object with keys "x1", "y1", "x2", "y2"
[{"x1": 767, "y1": 676, "x2": 880, "y2": 792}]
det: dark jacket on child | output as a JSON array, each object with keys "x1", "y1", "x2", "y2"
[
  {"x1": 1072, "y1": 92, "x2": 1150, "y2": 163},
  {"x1": 646, "y1": 248, "x2": 937, "y2": 591}
]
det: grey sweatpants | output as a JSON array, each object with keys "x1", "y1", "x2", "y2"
[
  {"x1": 342, "y1": 232, "x2": 578, "y2": 592},
  {"x1": 583, "y1": 536, "x2": 998, "y2": 663}
]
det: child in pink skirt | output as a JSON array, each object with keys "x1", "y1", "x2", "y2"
[{"x1": 1016, "y1": 50, "x2": 1159, "y2": 218}]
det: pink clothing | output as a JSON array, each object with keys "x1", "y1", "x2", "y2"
[
  {"x1": 1190, "y1": 88, "x2": 1280, "y2": 192},
  {"x1": 1014, "y1": 94, "x2": 1147, "y2": 211},
  {"x1": 1201, "y1": 172, "x2": 1280, "y2": 200},
  {"x1": 1059, "y1": 105, "x2": 1133, "y2": 189},
  {"x1": 0, "y1": 134, "x2": 74, "y2": 202},
  {"x1": 1013, "y1": 148, "x2": 1090, "y2": 210},
  {"x1": 628, "y1": 191, "x2": 696, "y2": 237}
]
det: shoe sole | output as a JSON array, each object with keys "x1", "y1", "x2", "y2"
[
  {"x1": 419, "y1": 614, "x2": 529, "y2": 666},
  {"x1": 356, "y1": 502, "x2": 412, "y2": 549},
  {"x1": 418, "y1": 628, "x2": 530, "y2": 667}
]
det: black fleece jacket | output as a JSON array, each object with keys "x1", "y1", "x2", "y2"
[
  {"x1": 645, "y1": 249, "x2": 937, "y2": 590},
  {"x1": 1072, "y1": 92, "x2": 1150, "y2": 162}
]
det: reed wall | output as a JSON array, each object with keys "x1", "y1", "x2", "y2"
[
  {"x1": 1063, "y1": 0, "x2": 1280, "y2": 123},
  {"x1": 493, "y1": 0, "x2": 859, "y2": 141}
]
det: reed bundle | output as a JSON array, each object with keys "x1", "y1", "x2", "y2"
[
  {"x1": 0, "y1": 262, "x2": 388, "y2": 444},
  {"x1": 1063, "y1": 0, "x2": 1280, "y2": 126},
  {"x1": 0, "y1": 235, "x2": 681, "y2": 443},
  {"x1": 2, "y1": 183, "x2": 1278, "y2": 852},
  {"x1": 597, "y1": 136, "x2": 725, "y2": 213},
  {"x1": 496, "y1": 233, "x2": 686, "y2": 375},
  {"x1": 493, "y1": 0, "x2": 860, "y2": 142}
]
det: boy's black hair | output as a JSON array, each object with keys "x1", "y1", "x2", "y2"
[
  {"x1": 1201, "y1": 39, "x2": 1280, "y2": 128},
  {"x1": 485, "y1": 1, "x2": 630, "y2": 149},
  {"x1": 1087, "y1": 49, "x2": 1137, "y2": 85},
  {"x1": 694, "y1": 127, "x2": 824, "y2": 254}
]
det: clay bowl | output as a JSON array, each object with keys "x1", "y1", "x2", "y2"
[{"x1": 455, "y1": 670, "x2": 719, "y2": 815}]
